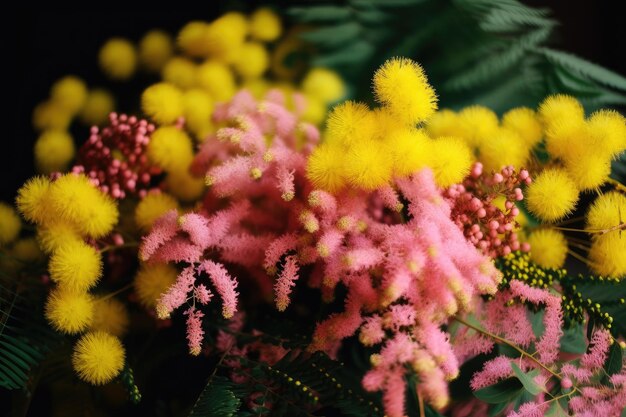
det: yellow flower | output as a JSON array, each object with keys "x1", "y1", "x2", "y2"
[
  {"x1": 37, "y1": 221, "x2": 82, "y2": 254},
  {"x1": 544, "y1": 117, "x2": 587, "y2": 161},
  {"x1": 147, "y1": 126, "x2": 194, "y2": 172},
  {"x1": 306, "y1": 142, "x2": 347, "y2": 192},
  {"x1": 177, "y1": 21, "x2": 212, "y2": 57},
  {"x1": 429, "y1": 137, "x2": 473, "y2": 187},
  {"x1": 301, "y1": 68, "x2": 345, "y2": 104},
  {"x1": 563, "y1": 150, "x2": 610, "y2": 191},
  {"x1": 196, "y1": 61, "x2": 236, "y2": 102},
  {"x1": 165, "y1": 170, "x2": 206, "y2": 203},
  {"x1": 344, "y1": 140, "x2": 394, "y2": 190},
  {"x1": 98, "y1": 38, "x2": 137, "y2": 80},
  {"x1": 182, "y1": 89, "x2": 214, "y2": 139},
  {"x1": 32, "y1": 100, "x2": 72, "y2": 131},
  {"x1": 527, "y1": 228, "x2": 568, "y2": 268},
  {"x1": 586, "y1": 191, "x2": 626, "y2": 232},
  {"x1": 34, "y1": 130, "x2": 75, "y2": 174},
  {"x1": 49, "y1": 240, "x2": 102, "y2": 292},
  {"x1": 0, "y1": 202, "x2": 21, "y2": 245},
  {"x1": 135, "y1": 192, "x2": 179, "y2": 231},
  {"x1": 16, "y1": 176, "x2": 51, "y2": 224},
  {"x1": 134, "y1": 263, "x2": 178, "y2": 308},
  {"x1": 525, "y1": 168, "x2": 579, "y2": 222},
  {"x1": 373, "y1": 57, "x2": 438, "y2": 125},
  {"x1": 48, "y1": 174, "x2": 119, "y2": 238},
  {"x1": 325, "y1": 101, "x2": 375, "y2": 146},
  {"x1": 300, "y1": 94, "x2": 326, "y2": 125},
  {"x1": 458, "y1": 105, "x2": 499, "y2": 148},
  {"x1": 139, "y1": 30, "x2": 173, "y2": 73},
  {"x1": 478, "y1": 128, "x2": 529, "y2": 173},
  {"x1": 46, "y1": 289, "x2": 94, "y2": 334},
  {"x1": 72, "y1": 331, "x2": 125, "y2": 385},
  {"x1": 587, "y1": 109, "x2": 626, "y2": 158},
  {"x1": 90, "y1": 298, "x2": 129, "y2": 337},
  {"x1": 538, "y1": 94, "x2": 584, "y2": 128},
  {"x1": 501, "y1": 107, "x2": 543, "y2": 150},
  {"x1": 141, "y1": 83, "x2": 184, "y2": 125},
  {"x1": 232, "y1": 42, "x2": 269, "y2": 79},
  {"x1": 50, "y1": 76, "x2": 88, "y2": 114},
  {"x1": 385, "y1": 128, "x2": 431, "y2": 177},
  {"x1": 426, "y1": 109, "x2": 467, "y2": 139},
  {"x1": 79, "y1": 89, "x2": 115, "y2": 127},
  {"x1": 588, "y1": 234, "x2": 626, "y2": 278},
  {"x1": 10, "y1": 237, "x2": 42, "y2": 262},
  {"x1": 161, "y1": 57, "x2": 198, "y2": 90},
  {"x1": 204, "y1": 12, "x2": 248, "y2": 63},
  {"x1": 249, "y1": 7, "x2": 282, "y2": 42}
]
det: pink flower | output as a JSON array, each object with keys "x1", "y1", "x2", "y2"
[
  {"x1": 185, "y1": 307, "x2": 205, "y2": 356},
  {"x1": 201, "y1": 260, "x2": 239, "y2": 319},
  {"x1": 274, "y1": 255, "x2": 299, "y2": 312}
]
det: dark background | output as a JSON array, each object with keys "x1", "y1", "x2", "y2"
[{"x1": 2, "y1": 4, "x2": 626, "y2": 203}]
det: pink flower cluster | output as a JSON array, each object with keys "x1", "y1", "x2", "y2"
[
  {"x1": 444, "y1": 163, "x2": 531, "y2": 257},
  {"x1": 73, "y1": 112, "x2": 159, "y2": 198},
  {"x1": 140, "y1": 89, "x2": 503, "y2": 416}
]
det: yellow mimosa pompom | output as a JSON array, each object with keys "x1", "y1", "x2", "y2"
[
  {"x1": 196, "y1": 61, "x2": 236, "y2": 102},
  {"x1": 478, "y1": 128, "x2": 529, "y2": 173},
  {"x1": 135, "y1": 192, "x2": 178, "y2": 231},
  {"x1": 165, "y1": 170, "x2": 205, "y2": 203},
  {"x1": 429, "y1": 137, "x2": 473, "y2": 187},
  {"x1": 98, "y1": 38, "x2": 137, "y2": 80},
  {"x1": 49, "y1": 240, "x2": 102, "y2": 292},
  {"x1": 34, "y1": 130, "x2": 75, "y2": 174},
  {"x1": 344, "y1": 140, "x2": 394, "y2": 190},
  {"x1": 148, "y1": 126, "x2": 194, "y2": 172},
  {"x1": 204, "y1": 12, "x2": 248, "y2": 63},
  {"x1": 373, "y1": 57, "x2": 438, "y2": 125},
  {"x1": 301, "y1": 68, "x2": 346, "y2": 104},
  {"x1": 586, "y1": 191, "x2": 626, "y2": 232},
  {"x1": 538, "y1": 94, "x2": 584, "y2": 128},
  {"x1": 134, "y1": 263, "x2": 178, "y2": 308},
  {"x1": 501, "y1": 107, "x2": 543, "y2": 150},
  {"x1": 588, "y1": 233, "x2": 626, "y2": 278},
  {"x1": 50, "y1": 76, "x2": 88, "y2": 114},
  {"x1": 544, "y1": 117, "x2": 587, "y2": 161},
  {"x1": 233, "y1": 42, "x2": 269, "y2": 79},
  {"x1": 182, "y1": 89, "x2": 214, "y2": 139},
  {"x1": 45, "y1": 289, "x2": 94, "y2": 334},
  {"x1": 48, "y1": 174, "x2": 119, "y2": 238},
  {"x1": 90, "y1": 298, "x2": 129, "y2": 337},
  {"x1": 79, "y1": 89, "x2": 115, "y2": 127},
  {"x1": 306, "y1": 142, "x2": 347, "y2": 192},
  {"x1": 161, "y1": 57, "x2": 197, "y2": 90},
  {"x1": 37, "y1": 221, "x2": 82, "y2": 254},
  {"x1": 587, "y1": 109, "x2": 626, "y2": 158},
  {"x1": 141, "y1": 83, "x2": 184, "y2": 125},
  {"x1": 249, "y1": 7, "x2": 282, "y2": 42},
  {"x1": 32, "y1": 100, "x2": 72, "y2": 131},
  {"x1": 177, "y1": 21, "x2": 212, "y2": 57},
  {"x1": 458, "y1": 105, "x2": 499, "y2": 148},
  {"x1": 527, "y1": 228, "x2": 568, "y2": 268},
  {"x1": 139, "y1": 30, "x2": 173, "y2": 73},
  {"x1": 242, "y1": 78, "x2": 270, "y2": 99},
  {"x1": 385, "y1": 128, "x2": 431, "y2": 177},
  {"x1": 563, "y1": 150, "x2": 610, "y2": 191},
  {"x1": 525, "y1": 168, "x2": 579, "y2": 222},
  {"x1": 300, "y1": 94, "x2": 326, "y2": 125},
  {"x1": 325, "y1": 101, "x2": 375, "y2": 145},
  {"x1": 426, "y1": 109, "x2": 466, "y2": 139},
  {"x1": 10, "y1": 237, "x2": 43, "y2": 263},
  {"x1": 72, "y1": 331, "x2": 125, "y2": 385},
  {"x1": 0, "y1": 202, "x2": 21, "y2": 245},
  {"x1": 15, "y1": 176, "x2": 51, "y2": 224}
]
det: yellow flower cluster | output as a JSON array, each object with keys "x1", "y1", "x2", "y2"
[
  {"x1": 585, "y1": 192, "x2": 626, "y2": 277},
  {"x1": 307, "y1": 57, "x2": 472, "y2": 191},
  {"x1": 15, "y1": 174, "x2": 126, "y2": 384}
]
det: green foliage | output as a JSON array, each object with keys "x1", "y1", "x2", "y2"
[
  {"x1": 510, "y1": 363, "x2": 543, "y2": 396},
  {"x1": 189, "y1": 375, "x2": 241, "y2": 417},
  {"x1": 474, "y1": 377, "x2": 524, "y2": 404},
  {"x1": 0, "y1": 283, "x2": 59, "y2": 390}
]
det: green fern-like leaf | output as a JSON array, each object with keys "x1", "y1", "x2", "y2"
[{"x1": 188, "y1": 375, "x2": 241, "y2": 417}]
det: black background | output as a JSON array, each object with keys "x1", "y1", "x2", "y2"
[{"x1": 2, "y1": 3, "x2": 625, "y2": 200}]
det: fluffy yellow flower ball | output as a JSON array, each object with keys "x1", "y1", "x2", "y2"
[
  {"x1": 588, "y1": 234, "x2": 626, "y2": 278},
  {"x1": 34, "y1": 130, "x2": 75, "y2": 174},
  {"x1": 249, "y1": 7, "x2": 282, "y2": 42},
  {"x1": 527, "y1": 228, "x2": 568, "y2": 268},
  {"x1": 98, "y1": 38, "x2": 137, "y2": 80},
  {"x1": 147, "y1": 126, "x2": 194, "y2": 172},
  {"x1": 46, "y1": 289, "x2": 94, "y2": 334},
  {"x1": 373, "y1": 57, "x2": 438, "y2": 125},
  {"x1": 501, "y1": 107, "x2": 543, "y2": 150},
  {"x1": 344, "y1": 140, "x2": 394, "y2": 190},
  {"x1": 458, "y1": 105, "x2": 499, "y2": 148},
  {"x1": 587, "y1": 109, "x2": 626, "y2": 158},
  {"x1": 79, "y1": 89, "x2": 115, "y2": 127},
  {"x1": 538, "y1": 94, "x2": 584, "y2": 128},
  {"x1": 32, "y1": 100, "x2": 72, "y2": 131},
  {"x1": 525, "y1": 168, "x2": 579, "y2": 222},
  {"x1": 165, "y1": 170, "x2": 205, "y2": 203},
  {"x1": 49, "y1": 240, "x2": 102, "y2": 292},
  {"x1": 204, "y1": 12, "x2": 248, "y2": 62},
  {"x1": 50, "y1": 76, "x2": 88, "y2": 114},
  {"x1": 385, "y1": 128, "x2": 431, "y2": 177},
  {"x1": 544, "y1": 117, "x2": 587, "y2": 161},
  {"x1": 139, "y1": 30, "x2": 173, "y2": 73},
  {"x1": 161, "y1": 57, "x2": 197, "y2": 90},
  {"x1": 196, "y1": 61, "x2": 236, "y2": 102},
  {"x1": 232, "y1": 42, "x2": 269, "y2": 79},
  {"x1": 134, "y1": 192, "x2": 178, "y2": 231},
  {"x1": 426, "y1": 109, "x2": 466, "y2": 139},
  {"x1": 72, "y1": 331, "x2": 125, "y2": 385},
  {"x1": 586, "y1": 191, "x2": 626, "y2": 232},
  {"x1": 90, "y1": 298, "x2": 129, "y2": 337},
  {"x1": 478, "y1": 128, "x2": 529, "y2": 174},
  {"x1": 429, "y1": 137, "x2": 473, "y2": 187},
  {"x1": 177, "y1": 21, "x2": 212, "y2": 57},
  {"x1": 134, "y1": 263, "x2": 178, "y2": 308},
  {"x1": 182, "y1": 89, "x2": 214, "y2": 139},
  {"x1": 48, "y1": 174, "x2": 119, "y2": 238},
  {"x1": 10, "y1": 237, "x2": 42, "y2": 263},
  {"x1": 301, "y1": 68, "x2": 346, "y2": 104},
  {"x1": 15, "y1": 176, "x2": 51, "y2": 224},
  {"x1": 0, "y1": 202, "x2": 21, "y2": 245},
  {"x1": 306, "y1": 142, "x2": 347, "y2": 193},
  {"x1": 37, "y1": 221, "x2": 82, "y2": 254},
  {"x1": 300, "y1": 94, "x2": 326, "y2": 125},
  {"x1": 141, "y1": 83, "x2": 184, "y2": 125},
  {"x1": 563, "y1": 150, "x2": 610, "y2": 191},
  {"x1": 325, "y1": 101, "x2": 375, "y2": 145}
]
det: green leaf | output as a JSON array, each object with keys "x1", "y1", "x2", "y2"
[
  {"x1": 287, "y1": 6, "x2": 351, "y2": 23},
  {"x1": 603, "y1": 343, "x2": 623, "y2": 379},
  {"x1": 560, "y1": 324, "x2": 587, "y2": 354},
  {"x1": 489, "y1": 400, "x2": 509, "y2": 417},
  {"x1": 299, "y1": 22, "x2": 361, "y2": 49},
  {"x1": 474, "y1": 378, "x2": 525, "y2": 404},
  {"x1": 510, "y1": 362, "x2": 543, "y2": 396},
  {"x1": 546, "y1": 401, "x2": 569, "y2": 417},
  {"x1": 188, "y1": 376, "x2": 241, "y2": 417}
]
